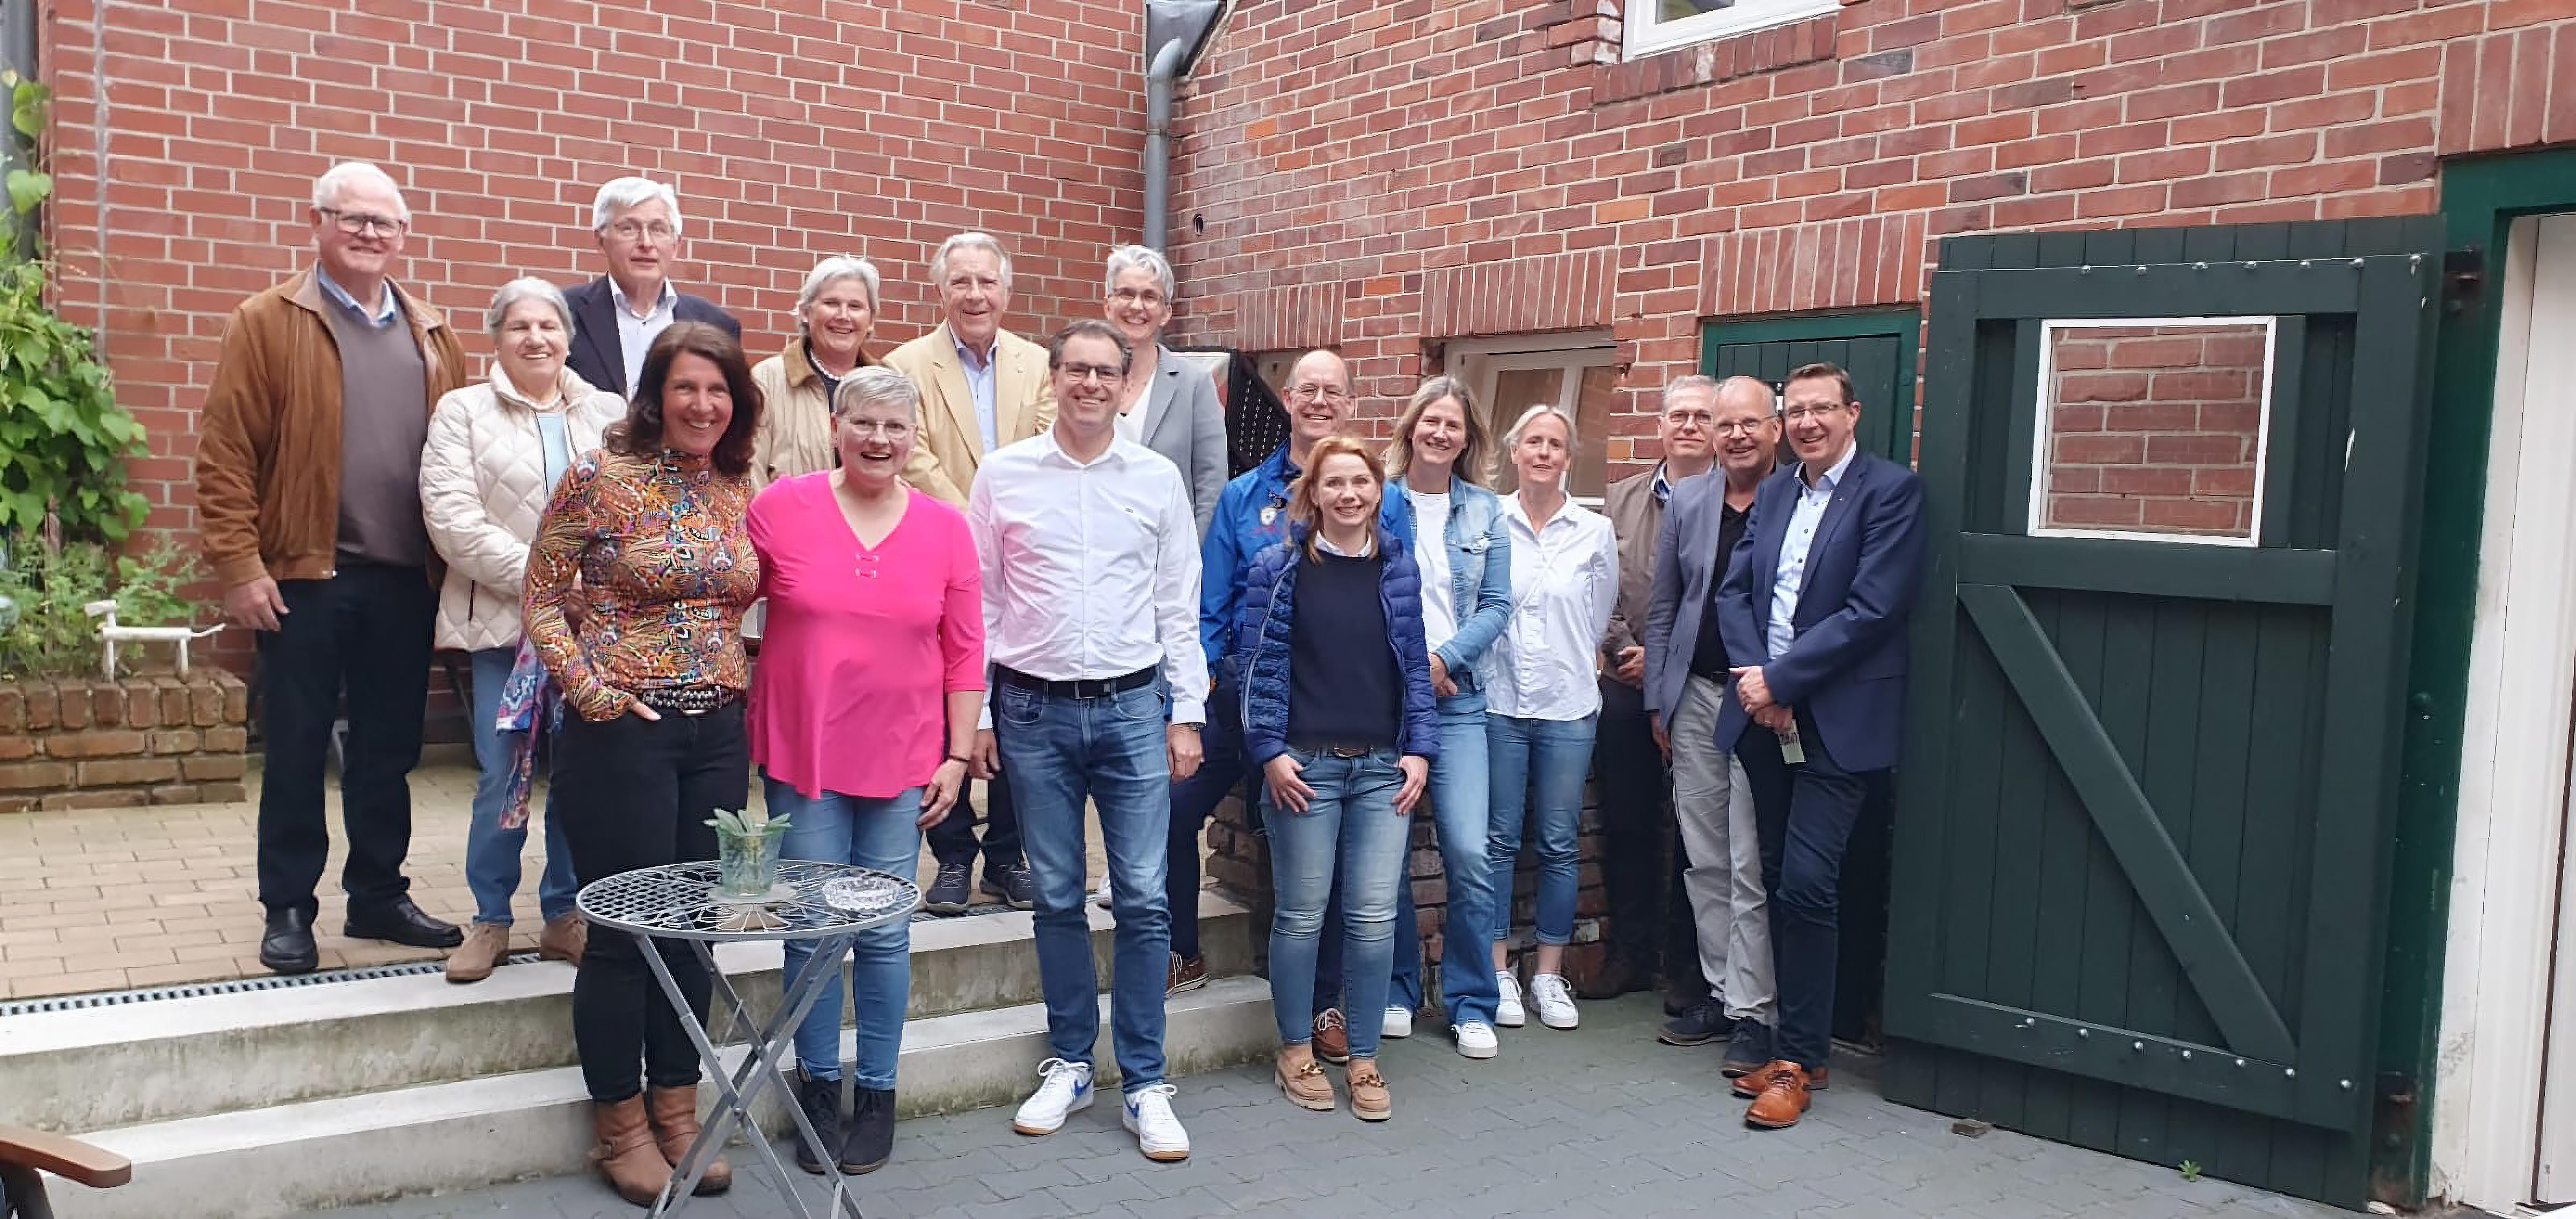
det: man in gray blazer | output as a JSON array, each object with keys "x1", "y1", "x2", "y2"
[
  {"x1": 1641, "y1": 374, "x2": 1783, "y2": 1070},
  {"x1": 1102, "y1": 245, "x2": 1228, "y2": 536}
]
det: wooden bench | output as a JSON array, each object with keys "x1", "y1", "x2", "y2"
[{"x1": 0, "y1": 1125, "x2": 130, "y2": 1219}]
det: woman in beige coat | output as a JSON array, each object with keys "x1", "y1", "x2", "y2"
[
  {"x1": 419, "y1": 276, "x2": 624, "y2": 983},
  {"x1": 750, "y1": 255, "x2": 882, "y2": 488}
]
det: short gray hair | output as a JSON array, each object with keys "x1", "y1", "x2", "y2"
[
  {"x1": 833, "y1": 366, "x2": 923, "y2": 424},
  {"x1": 485, "y1": 276, "x2": 575, "y2": 340},
  {"x1": 1103, "y1": 245, "x2": 1175, "y2": 300},
  {"x1": 932, "y1": 231, "x2": 1013, "y2": 288},
  {"x1": 312, "y1": 161, "x2": 407, "y2": 221},
  {"x1": 1502, "y1": 403, "x2": 1580, "y2": 453},
  {"x1": 796, "y1": 256, "x2": 881, "y2": 315},
  {"x1": 590, "y1": 177, "x2": 682, "y2": 236},
  {"x1": 1661, "y1": 375, "x2": 1719, "y2": 410}
]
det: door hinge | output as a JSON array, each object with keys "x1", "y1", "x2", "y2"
[{"x1": 2442, "y1": 249, "x2": 2485, "y2": 314}]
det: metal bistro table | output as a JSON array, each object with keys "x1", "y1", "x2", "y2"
[{"x1": 577, "y1": 860, "x2": 919, "y2": 1218}]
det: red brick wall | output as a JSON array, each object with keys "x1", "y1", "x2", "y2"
[
  {"x1": 40, "y1": 0, "x2": 1145, "y2": 623},
  {"x1": 2044, "y1": 322, "x2": 2266, "y2": 538},
  {"x1": 1164, "y1": 0, "x2": 2576, "y2": 471}
]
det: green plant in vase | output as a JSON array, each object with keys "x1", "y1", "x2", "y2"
[{"x1": 708, "y1": 805, "x2": 792, "y2": 903}]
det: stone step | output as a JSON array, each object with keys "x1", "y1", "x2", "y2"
[
  {"x1": 1, "y1": 893, "x2": 1253, "y2": 1133},
  {"x1": 51, "y1": 976, "x2": 1277, "y2": 1219}
]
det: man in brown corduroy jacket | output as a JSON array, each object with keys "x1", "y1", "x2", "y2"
[{"x1": 194, "y1": 160, "x2": 472, "y2": 975}]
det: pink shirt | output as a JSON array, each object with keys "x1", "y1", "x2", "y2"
[{"x1": 748, "y1": 475, "x2": 984, "y2": 800}]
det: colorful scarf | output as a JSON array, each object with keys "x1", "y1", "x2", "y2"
[{"x1": 492, "y1": 637, "x2": 563, "y2": 830}]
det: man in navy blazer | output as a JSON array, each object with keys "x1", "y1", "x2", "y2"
[
  {"x1": 562, "y1": 177, "x2": 742, "y2": 398},
  {"x1": 1714, "y1": 361, "x2": 1926, "y2": 1130}
]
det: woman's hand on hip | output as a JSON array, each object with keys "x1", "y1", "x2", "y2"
[
  {"x1": 1263, "y1": 754, "x2": 1313, "y2": 815},
  {"x1": 919, "y1": 759, "x2": 969, "y2": 827},
  {"x1": 1394, "y1": 754, "x2": 1430, "y2": 814}
]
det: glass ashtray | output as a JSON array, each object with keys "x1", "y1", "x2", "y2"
[{"x1": 820, "y1": 875, "x2": 910, "y2": 917}]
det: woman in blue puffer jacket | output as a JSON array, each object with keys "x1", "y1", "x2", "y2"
[{"x1": 1235, "y1": 435, "x2": 1440, "y2": 1123}]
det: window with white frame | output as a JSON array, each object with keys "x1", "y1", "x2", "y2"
[
  {"x1": 1624, "y1": 0, "x2": 1842, "y2": 60},
  {"x1": 1444, "y1": 332, "x2": 1621, "y2": 502}
]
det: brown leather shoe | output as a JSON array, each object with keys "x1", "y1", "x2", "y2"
[
  {"x1": 1731, "y1": 1063, "x2": 1829, "y2": 1098},
  {"x1": 1346, "y1": 1059, "x2": 1391, "y2": 1122},
  {"x1": 539, "y1": 911, "x2": 587, "y2": 966},
  {"x1": 1743, "y1": 1061, "x2": 1813, "y2": 1129},
  {"x1": 647, "y1": 1085, "x2": 730, "y2": 1195},
  {"x1": 444, "y1": 923, "x2": 508, "y2": 984},
  {"x1": 1312, "y1": 1008, "x2": 1350, "y2": 1064},
  {"x1": 1167, "y1": 953, "x2": 1207, "y2": 995},
  {"x1": 590, "y1": 1097, "x2": 672, "y2": 1206},
  {"x1": 1276, "y1": 1046, "x2": 1335, "y2": 1111}
]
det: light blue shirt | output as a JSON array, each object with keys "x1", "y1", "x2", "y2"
[
  {"x1": 533, "y1": 410, "x2": 573, "y2": 494},
  {"x1": 609, "y1": 278, "x2": 677, "y2": 397},
  {"x1": 1766, "y1": 442, "x2": 1857, "y2": 661},
  {"x1": 313, "y1": 267, "x2": 399, "y2": 329},
  {"x1": 955, "y1": 334, "x2": 1000, "y2": 452}
]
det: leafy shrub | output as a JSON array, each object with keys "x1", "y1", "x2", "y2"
[{"x1": 0, "y1": 537, "x2": 206, "y2": 677}]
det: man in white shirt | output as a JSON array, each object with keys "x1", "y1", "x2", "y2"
[{"x1": 969, "y1": 320, "x2": 1209, "y2": 1163}]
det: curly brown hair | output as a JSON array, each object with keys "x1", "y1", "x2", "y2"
[{"x1": 604, "y1": 321, "x2": 764, "y2": 477}]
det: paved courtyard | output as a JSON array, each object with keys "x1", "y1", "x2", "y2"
[{"x1": 294, "y1": 998, "x2": 2354, "y2": 1219}]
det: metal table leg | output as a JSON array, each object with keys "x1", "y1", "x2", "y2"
[{"x1": 633, "y1": 929, "x2": 864, "y2": 1218}]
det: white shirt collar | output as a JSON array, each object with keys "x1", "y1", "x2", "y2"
[
  {"x1": 1802, "y1": 442, "x2": 1858, "y2": 492},
  {"x1": 1315, "y1": 531, "x2": 1377, "y2": 558},
  {"x1": 608, "y1": 277, "x2": 676, "y2": 319}
]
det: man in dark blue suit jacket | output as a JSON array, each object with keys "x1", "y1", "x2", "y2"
[
  {"x1": 562, "y1": 177, "x2": 742, "y2": 398},
  {"x1": 1714, "y1": 361, "x2": 1926, "y2": 1130}
]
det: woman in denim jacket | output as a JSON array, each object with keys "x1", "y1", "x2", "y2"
[
  {"x1": 1375, "y1": 377, "x2": 1514, "y2": 1061},
  {"x1": 1236, "y1": 436, "x2": 1440, "y2": 1122}
]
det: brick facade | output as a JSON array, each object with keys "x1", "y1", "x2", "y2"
[
  {"x1": 0, "y1": 670, "x2": 251, "y2": 812},
  {"x1": 2044, "y1": 322, "x2": 2267, "y2": 537}
]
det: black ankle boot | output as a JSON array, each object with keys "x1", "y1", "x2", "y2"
[
  {"x1": 791, "y1": 1070, "x2": 843, "y2": 1174},
  {"x1": 841, "y1": 1085, "x2": 895, "y2": 1174}
]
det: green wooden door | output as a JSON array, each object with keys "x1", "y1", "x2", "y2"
[{"x1": 1880, "y1": 219, "x2": 2440, "y2": 1209}]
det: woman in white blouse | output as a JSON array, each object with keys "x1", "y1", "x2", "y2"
[{"x1": 1481, "y1": 404, "x2": 1618, "y2": 1034}]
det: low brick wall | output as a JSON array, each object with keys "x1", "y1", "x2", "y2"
[{"x1": 0, "y1": 670, "x2": 251, "y2": 812}]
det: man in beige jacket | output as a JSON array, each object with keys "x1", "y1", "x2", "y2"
[{"x1": 884, "y1": 231, "x2": 1055, "y2": 913}]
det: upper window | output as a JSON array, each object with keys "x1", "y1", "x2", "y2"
[{"x1": 1623, "y1": 0, "x2": 1841, "y2": 60}]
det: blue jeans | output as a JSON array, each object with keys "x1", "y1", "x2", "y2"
[
  {"x1": 995, "y1": 680, "x2": 1172, "y2": 1093},
  {"x1": 465, "y1": 646, "x2": 578, "y2": 925},
  {"x1": 767, "y1": 773, "x2": 922, "y2": 1090},
  {"x1": 1390, "y1": 695, "x2": 1501, "y2": 1024},
  {"x1": 1264, "y1": 748, "x2": 1410, "y2": 1061},
  {"x1": 1485, "y1": 713, "x2": 1597, "y2": 947}
]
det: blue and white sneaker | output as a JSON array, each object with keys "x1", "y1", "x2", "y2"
[
  {"x1": 1011, "y1": 1057, "x2": 1094, "y2": 1135},
  {"x1": 1122, "y1": 1083, "x2": 1190, "y2": 1162}
]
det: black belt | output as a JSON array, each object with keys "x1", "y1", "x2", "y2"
[
  {"x1": 994, "y1": 665, "x2": 1156, "y2": 700},
  {"x1": 638, "y1": 686, "x2": 740, "y2": 715},
  {"x1": 1290, "y1": 741, "x2": 1386, "y2": 758}
]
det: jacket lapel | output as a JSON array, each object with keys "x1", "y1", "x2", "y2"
[
  {"x1": 1799, "y1": 451, "x2": 1868, "y2": 602},
  {"x1": 1137, "y1": 353, "x2": 1176, "y2": 443},
  {"x1": 573, "y1": 280, "x2": 623, "y2": 396},
  {"x1": 999, "y1": 335, "x2": 1044, "y2": 443},
  {"x1": 1750, "y1": 472, "x2": 1794, "y2": 627},
  {"x1": 923, "y1": 324, "x2": 980, "y2": 471}
]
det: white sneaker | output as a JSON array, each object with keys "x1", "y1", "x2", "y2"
[
  {"x1": 1452, "y1": 1020, "x2": 1499, "y2": 1059},
  {"x1": 1122, "y1": 1082, "x2": 1190, "y2": 1162},
  {"x1": 1092, "y1": 879, "x2": 1112, "y2": 910},
  {"x1": 1011, "y1": 1057, "x2": 1094, "y2": 1135},
  {"x1": 1530, "y1": 973, "x2": 1579, "y2": 1030},
  {"x1": 1382, "y1": 1004, "x2": 1414, "y2": 1039},
  {"x1": 1495, "y1": 971, "x2": 1527, "y2": 1027}
]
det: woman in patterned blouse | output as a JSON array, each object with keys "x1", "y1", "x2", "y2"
[{"x1": 523, "y1": 320, "x2": 763, "y2": 1207}]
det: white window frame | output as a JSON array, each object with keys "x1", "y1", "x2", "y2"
[
  {"x1": 1623, "y1": 0, "x2": 1841, "y2": 61},
  {"x1": 1445, "y1": 331, "x2": 1619, "y2": 506},
  {"x1": 2025, "y1": 315, "x2": 2279, "y2": 549}
]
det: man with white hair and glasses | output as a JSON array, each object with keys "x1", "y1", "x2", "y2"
[{"x1": 563, "y1": 175, "x2": 741, "y2": 398}]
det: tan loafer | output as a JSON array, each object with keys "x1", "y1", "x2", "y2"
[
  {"x1": 1346, "y1": 1059, "x2": 1391, "y2": 1122},
  {"x1": 1277, "y1": 1046, "x2": 1336, "y2": 1111},
  {"x1": 444, "y1": 922, "x2": 508, "y2": 984},
  {"x1": 539, "y1": 911, "x2": 588, "y2": 966}
]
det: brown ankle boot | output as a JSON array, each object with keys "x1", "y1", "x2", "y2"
[
  {"x1": 590, "y1": 1097, "x2": 672, "y2": 1206},
  {"x1": 647, "y1": 1084, "x2": 730, "y2": 1195},
  {"x1": 539, "y1": 911, "x2": 587, "y2": 965}
]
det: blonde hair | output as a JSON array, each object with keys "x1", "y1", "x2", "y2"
[
  {"x1": 1287, "y1": 436, "x2": 1384, "y2": 562},
  {"x1": 1382, "y1": 376, "x2": 1491, "y2": 487}
]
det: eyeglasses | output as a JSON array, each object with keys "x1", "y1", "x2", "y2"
[
  {"x1": 606, "y1": 220, "x2": 676, "y2": 243},
  {"x1": 320, "y1": 208, "x2": 406, "y2": 237},
  {"x1": 1287, "y1": 384, "x2": 1351, "y2": 403},
  {"x1": 1110, "y1": 287, "x2": 1168, "y2": 308},
  {"x1": 1057, "y1": 362, "x2": 1125, "y2": 383},
  {"x1": 1781, "y1": 402, "x2": 1850, "y2": 423},
  {"x1": 1711, "y1": 420, "x2": 1770, "y2": 436},
  {"x1": 1663, "y1": 411, "x2": 1716, "y2": 427},
  {"x1": 839, "y1": 419, "x2": 912, "y2": 440}
]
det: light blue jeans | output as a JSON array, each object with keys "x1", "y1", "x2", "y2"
[
  {"x1": 767, "y1": 773, "x2": 923, "y2": 1090},
  {"x1": 995, "y1": 681, "x2": 1172, "y2": 1093},
  {"x1": 465, "y1": 646, "x2": 579, "y2": 925},
  {"x1": 1485, "y1": 712, "x2": 1598, "y2": 947},
  {"x1": 1389, "y1": 695, "x2": 1501, "y2": 1024},
  {"x1": 1264, "y1": 747, "x2": 1410, "y2": 1061}
]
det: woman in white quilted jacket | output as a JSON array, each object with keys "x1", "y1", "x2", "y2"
[{"x1": 419, "y1": 276, "x2": 626, "y2": 983}]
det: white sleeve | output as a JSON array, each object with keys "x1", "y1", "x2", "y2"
[
  {"x1": 969, "y1": 473, "x2": 1004, "y2": 732},
  {"x1": 1154, "y1": 470, "x2": 1210, "y2": 722}
]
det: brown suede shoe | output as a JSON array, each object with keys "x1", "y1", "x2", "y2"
[
  {"x1": 1167, "y1": 953, "x2": 1207, "y2": 995},
  {"x1": 647, "y1": 1085, "x2": 730, "y2": 1195},
  {"x1": 444, "y1": 923, "x2": 508, "y2": 984},
  {"x1": 1732, "y1": 1063, "x2": 1829, "y2": 1098},
  {"x1": 539, "y1": 911, "x2": 588, "y2": 966},
  {"x1": 590, "y1": 1097, "x2": 672, "y2": 1206},
  {"x1": 1312, "y1": 1008, "x2": 1350, "y2": 1064},
  {"x1": 1346, "y1": 1059, "x2": 1391, "y2": 1122},
  {"x1": 1276, "y1": 1046, "x2": 1335, "y2": 1111},
  {"x1": 1743, "y1": 1061, "x2": 1813, "y2": 1129}
]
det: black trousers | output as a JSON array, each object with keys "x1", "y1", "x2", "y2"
[
  {"x1": 556, "y1": 703, "x2": 747, "y2": 1103},
  {"x1": 1594, "y1": 677, "x2": 1694, "y2": 977},
  {"x1": 1736, "y1": 710, "x2": 1871, "y2": 1072},
  {"x1": 253, "y1": 563, "x2": 435, "y2": 918},
  {"x1": 925, "y1": 776, "x2": 1022, "y2": 874}
]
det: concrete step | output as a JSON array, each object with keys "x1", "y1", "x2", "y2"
[
  {"x1": 1, "y1": 893, "x2": 1253, "y2": 1133},
  {"x1": 52, "y1": 976, "x2": 1278, "y2": 1219}
]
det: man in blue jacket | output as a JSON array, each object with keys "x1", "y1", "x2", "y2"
[{"x1": 1716, "y1": 362, "x2": 1926, "y2": 1130}]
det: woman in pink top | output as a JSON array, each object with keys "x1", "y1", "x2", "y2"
[{"x1": 748, "y1": 366, "x2": 984, "y2": 1176}]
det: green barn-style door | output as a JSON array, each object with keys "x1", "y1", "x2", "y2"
[{"x1": 1879, "y1": 219, "x2": 2440, "y2": 1209}]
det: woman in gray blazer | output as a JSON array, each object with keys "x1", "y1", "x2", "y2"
[{"x1": 1104, "y1": 245, "x2": 1228, "y2": 536}]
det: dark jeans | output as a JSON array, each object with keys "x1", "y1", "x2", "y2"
[
  {"x1": 925, "y1": 776, "x2": 1021, "y2": 875},
  {"x1": 254, "y1": 563, "x2": 435, "y2": 918},
  {"x1": 1596, "y1": 676, "x2": 1694, "y2": 976},
  {"x1": 556, "y1": 703, "x2": 748, "y2": 1103},
  {"x1": 1165, "y1": 673, "x2": 1248, "y2": 962},
  {"x1": 1736, "y1": 708, "x2": 1871, "y2": 1072}
]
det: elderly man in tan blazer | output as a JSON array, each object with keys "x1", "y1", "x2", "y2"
[
  {"x1": 883, "y1": 230, "x2": 1056, "y2": 915},
  {"x1": 884, "y1": 231, "x2": 1055, "y2": 508}
]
